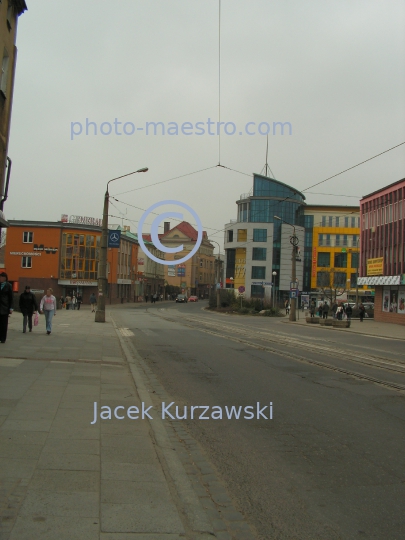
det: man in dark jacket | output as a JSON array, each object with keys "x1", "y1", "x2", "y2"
[
  {"x1": 19, "y1": 285, "x2": 38, "y2": 333},
  {"x1": 0, "y1": 272, "x2": 13, "y2": 343},
  {"x1": 345, "y1": 304, "x2": 353, "y2": 320}
]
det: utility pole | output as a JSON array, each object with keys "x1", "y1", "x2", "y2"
[
  {"x1": 211, "y1": 240, "x2": 221, "y2": 309},
  {"x1": 95, "y1": 190, "x2": 109, "y2": 323},
  {"x1": 290, "y1": 241, "x2": 297, "y2": 322}
]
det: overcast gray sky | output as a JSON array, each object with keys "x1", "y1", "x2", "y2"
[{"x1": 6, "y1": 0, "x2": 405, "y2": 244}]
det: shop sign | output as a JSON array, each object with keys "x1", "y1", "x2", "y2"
[
  {"x1": 137, "y1": 258, "x2": 144, "y2": 265},
  {"x1": 62, "y1": 214, "x2": 102, "y2": 227},
  {"x1": 33, "y1": 244, "x2": 58, "y2": 253},
  {"x1": 312, "y1": 247, "x2": 317, "y2": 277},
  {"x1": 117, "y1": 279, "x2": 132, "y2": 284},
  {"x1": 358, "y1": 275, "x2": 400, "y2": 286},
  {"x1": 167, "y1": 265, "x2": 176, "y2": 277},
  {"x1": 58, "y1": 279, "x2": 98, "y2": 286},
  {"x1": 367, "y1": 257, "x2": 384, "y2": 276},
  {"x1": 10, "y1": 251, "x2": 41, "y2": 256}
]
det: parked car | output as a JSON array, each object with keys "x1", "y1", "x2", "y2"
[
  {"x1": 176, "y1": 294, "x2": 187, "y2": 303},
  {"x1": 188, "y1": 296, "x2": 198, "y2": 302}
]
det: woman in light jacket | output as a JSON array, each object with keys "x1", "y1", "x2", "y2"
[{"x1": 40, "y1": 288, "x2": 57, "y2": 335}]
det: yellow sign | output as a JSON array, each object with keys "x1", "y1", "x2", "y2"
[{"x1": 367, "y1": 257, "x2": 384, "y2": 276}]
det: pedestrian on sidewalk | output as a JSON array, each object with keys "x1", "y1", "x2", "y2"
[
  {"x1": 77, "y1": 293, "x2": 83, "y2": 310},
  {"x1": 72, "y1": 294, "x2": 77, "y2": 310},
  {"x1": 40, "y1": 288, "x2": 57, "y2": 335},
  {"x1": 310, "y1": 301, "x2": 316, "y2": 318},
  {"x1": 65, "y1": 294, "x2": 71, "y2": 309},
  {"x1": 322, "y1": 302, "x2": 329, "y2": 319},
  {"x1": 160, "y1": 294, "x2": 163, "y2": 302},
  {"x1": 336, "y1": 304, "x2": 344, "y2": 320},
  {"x1": 59, "y1": 295, "x2": 64, "y2": 309},
  {"x1": 345, "y1": 303, "x2": 353, "y2": 321},
  {"x1": 284, "y1": 299, "x2": 289, "y2": 315},
  {"x1": 19, "y1": 285, "x2": 38, "y2": 333},
  {"x1": 0, "y1": 272, "x2": 13, "y2": 343},
  {"x1": 152, "y1": 293, "x2": 157, "y2": 304},
  {"x1": 318, "y1": 303, "x2": 323, "y2": 318},
  {"x1": 331, "y1": 302, "x2": 338, "y2": 319},
  {"x1": 90, "y1": 293, "x2": 97, "y2": 312},
  {"x1": 359, "y1": 303, "x2": 366, "y2": 322}
]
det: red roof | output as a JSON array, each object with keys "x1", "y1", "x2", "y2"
[{"x1": 160, "y1": 221, "x2": 207, "y2": 241}]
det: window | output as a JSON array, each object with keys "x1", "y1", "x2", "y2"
[
  {"x1": 344, "y1": 217, "x2": 349, "y2": 227},
  {"x1": 237, "y1": 229, "x2": 247, "y2": 242},
  {"x1": 334, "y1": 253, "x2": 347, "y2": 268},
  {"x1": 253, "y1": 229, "x2": 267, "y2": 242},
  {"x1": 351, "y1": 252, "x2": 359, "y2": 269},
  {"x1": 343, "y1": 235, "x2": 348, "y2": 246},
  {"x1": 227, "y1": 230, "x2": 233, "y2": 243},
  {"x1": 333, "y1": 272, "x2": 347, "y2": 287},
  {"x1": 321, "y1": 216, "x2": 326, "y2": 226},
  {"x1": 352, "y1": 235, "x2": 358, "y2": 247},
  {"x1": 251, "y1": 266, "x2": 266, "y2": 279},
  {"x1": 7, "y1": 4, "x2": 13, "y2": 30},
  {"x1": 22, "y1": 256, "x2": 32, "y2": 268},
  {"x1": 351, "y1": 216, "x2": 356, "y2": 228},
  {"x1": 335, "y1": 217, "x2": 340, "y2": 227},
  {"x1": 318, "y1": 234, "x2": 324, "y2": 246},
  {"x1": 328, "y1": 216, "x2": 333, "y2": 227},
  {"x1": 252, "y1": 247, "x2": 266, "y2": 261},
  {"x1": 316, "y1": 271, "x2": 329, "y2": 287},
  {"x1": 23, "y1": 231, "x2": 33, "y2": 243},
  {"x1": 350, "y1": 272, "x2": 357, "y2": 288},
  {"x1": 335, "y1": 234, "x2": 340, "y2": 246},
  {"x1": 318, "y1": 252, "x2": 330, "y2": 267},
  {"x1": 326, "y1": 234, "x2": 331, "y2": 246},
  {"x1": 200, "y1": 260, "x2": 203, "y2": 267},
  {"x1": 0, "y1": 48, "x2": 9, "y2": 95}
]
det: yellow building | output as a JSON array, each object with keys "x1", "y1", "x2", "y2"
[
  {"x1": 298, "y1": 205, "x2": 366, "y2": 300},
  {"x1": 159, "y1": 221, "x2": 215, "y2": 297}
]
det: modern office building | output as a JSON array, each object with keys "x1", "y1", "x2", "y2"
[
  {"x1": 296, "y1": 205, "x2": 366, "y2": 302},
  {"x1": 224, "y1": 173, "x2": 305, "y2": 300},
  {"x1": 358, "y1": 178, "x2": 405, "y2": 325},
  {"x1": 0, "y1": 0, "x2": 27, "y2": 228}
]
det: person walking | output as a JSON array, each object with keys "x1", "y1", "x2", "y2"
[
  {"x1": 336, "y1": 304, "x2": 344, "y2": 320},
  {"x1": 76, "y1": 293, "x2": 83, "y2": 310},
  {"x1": 89, "y1": 293, "x2": 97, "y2": 312},
  {"x1": 0, "y1": 272, "x2": 13, "y2": 343},
  {"x1": 65, "y1": 294, "x2": 71, "y2": 310},
  {"x1": 358, "y1": 303, "x2": 366, "y2": 322},
  {"x1": 72, "y1": 294, "x2": 77, "y2": 310},
  {"x1": 318, "y1": 302, "x2": 323, "y2": 318},
  {"x1": 152, "y1": 293, "x2": 157, "y2": 304},
  {"x1": 19, "y1": 285, "x2": 38, "y2": 333},
  {"x1": 60, "y1": 295, "x2": 64, "y2": 309},
  {"x1": 284, "y1": 299, "x2": 289, "y2": 315},
  {"x1": 345, "y1": 303, "x2": 353, "y2": 321},
  {"x1": 310, "y1": 301, "x2": 316, "y2": 318},
  {"x1": 331, "y1": 302, "x2": 338, "y2": 319},
  {"x1": 322, "y1": 302, "x2": 329, "y2": 319},
  {"x1": 40, "y1": 288, "x2": 57, "y2": 335}
]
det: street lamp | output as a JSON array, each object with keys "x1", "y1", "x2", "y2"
[
  {"x1": 274, "y1": 215, "x2": 298, "y2": 322},
  {"x1": 210, "y1": 240, "x2": 222, "y2": 309},
  {"x1": 272, "y1": 271, "x2": 277, "y2": 309},
  {"x1": 95, "y1": 167, "x2": 148, "y2": 323}
]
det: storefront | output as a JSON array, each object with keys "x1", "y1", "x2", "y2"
[{"x1": 358, "y1": 275, "x2": 405, "y2": 325}]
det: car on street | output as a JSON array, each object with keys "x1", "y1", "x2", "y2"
[
  {"x1": 188, "y1": 296, "x2": 198, "y2": 302},
  {"x1": 176, "y1": 294, "x2": 187, "y2": 303}
]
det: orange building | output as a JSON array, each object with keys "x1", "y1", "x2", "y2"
[{"x1": 4, "y1": 219, "x2": 140, "y2": 304}]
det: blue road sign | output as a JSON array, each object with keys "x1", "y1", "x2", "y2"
[{"x1": 108, "y1": 230, "x2": 121, "y2": 248}]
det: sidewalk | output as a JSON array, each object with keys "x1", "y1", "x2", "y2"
[
  {"x1": 281, "y1": 313, "x2": 405, "y2": 340},
  {"x1": 0, "y1": 307, "x2": 241, "y2": 539}
]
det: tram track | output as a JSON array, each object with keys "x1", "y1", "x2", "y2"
[{"x1": 146, "y1": 310, "x2": 405, "y2": 393}]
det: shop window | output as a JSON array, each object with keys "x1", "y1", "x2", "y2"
[
  {"x1": 251, "y1": 266, "x2": 265, "y2": 279},
  {"x1": 23, "y1": 231, "x2": 33, "y2": 243},
  {"x1": 253, "y1": 229, "x2": 267, "y2": 242},
  {"x1": 252, "y1": 247, "x2": 267, "y2": 261},
  {"x1": 318, "y1": 252, "x2": 330, "y2": 267},
  {"x1": 21, "y1": 256, "x2": 32, "y2": 268}
]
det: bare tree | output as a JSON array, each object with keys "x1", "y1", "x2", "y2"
[{"x1": 316, "y1": 267, "x2": 347, "y2": 304}]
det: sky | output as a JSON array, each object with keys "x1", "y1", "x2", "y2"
[{"x1": 6, "y1": 0, "x2": 405, "y2": 247}]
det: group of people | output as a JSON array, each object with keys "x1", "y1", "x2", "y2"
[
  {"x1": 309, "y1": 300, "x2": 366, "y2": 321},
  {"x1": 145, "y1": 293, "x2": 163, "y2": 303},
  {"x1": 60, "y1": 293, "x2": 83, "y2": 310}
]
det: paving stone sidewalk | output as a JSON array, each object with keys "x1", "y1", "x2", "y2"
[{"x1": 0, "y1": 307, "x2": 222, "y2": 539}]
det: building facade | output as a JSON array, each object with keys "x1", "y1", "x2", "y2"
[
  {"x1": 224, "y1": 173, "x2": 305, "y2": 301},
  {"x1": 0, "y1": 0, "x2": 27, "y2": 227},
  {"x1": 159, "y1": 221, "x2": 215, "y2": 297},
  {"x1": 296, "y1": 205, "x2": 368, "y2": 302},
  {"x1": 358, "y1": 178, "x2": 405, "y2": 325},
  {"x1": 4, "y1": 220, "x2": 142, "y2": 305}
]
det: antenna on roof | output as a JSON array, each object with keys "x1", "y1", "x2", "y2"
[{"x1": 261, "y1": 135, "x2": 276, "y2": 178}]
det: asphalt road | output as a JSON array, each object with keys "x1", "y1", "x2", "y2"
[{"x1": 113, "y1": 302, "x2": 405, "y2": 540}]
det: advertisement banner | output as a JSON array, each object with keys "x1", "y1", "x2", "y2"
[
  {"x1": 167, "y1": 265, "x2": 176, "y2": 277},
  {"x1": 382, "y1": 288, "x2": 390, "y2": 312},
  {"x1": 367, "y1": 257, "x2": 384, "y2": 276}
]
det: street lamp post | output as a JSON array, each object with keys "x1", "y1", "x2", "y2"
[
  {"x1": 274, "y1": 215, "x2": 298, "y2": 322},
  {"x1": 272, "y1": 271, "x2": 277, "y2": 309},
  {"x1": 210, "y1": 240, "x2": 222, "y2": 309},
  {"x1": 95, "y1": 167, "x2": 148, "y2": 323}
]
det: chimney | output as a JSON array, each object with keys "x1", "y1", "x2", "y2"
[{"x1": 164, "y1": 222, "x2": 170, "y2": 233}]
